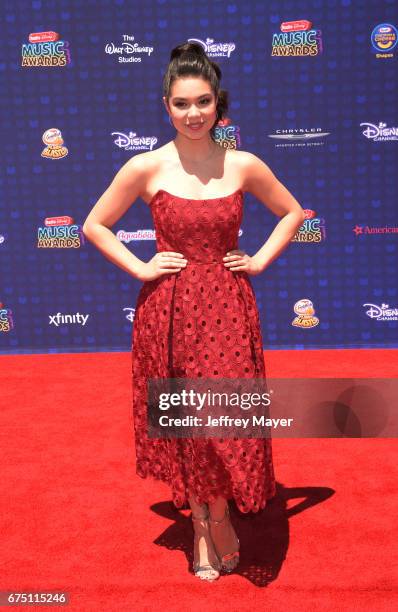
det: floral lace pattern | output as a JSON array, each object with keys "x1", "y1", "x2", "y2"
[{"x1": 131, "y1": 189, "x2": 276, "y2": 513}]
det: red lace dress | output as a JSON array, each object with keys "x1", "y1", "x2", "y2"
[{"x1": 131, "y1": 188, "x2": 276, "y2": 513}]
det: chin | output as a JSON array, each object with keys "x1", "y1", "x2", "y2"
[{"x1": 184, "y1": 127, "x2": 209, "y2": 139}]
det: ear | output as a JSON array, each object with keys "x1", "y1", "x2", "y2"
[{"x1": 162, "y1": 96, "x2": 170, "y2": 113}]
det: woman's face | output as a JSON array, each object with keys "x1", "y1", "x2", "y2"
[{"x1": 163, "y1": 76, "x2": 218, "y2": 138}]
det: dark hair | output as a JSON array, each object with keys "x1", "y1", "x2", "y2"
[{"x1": 163, "y1": 42, "x2": 229, "y2": 141}]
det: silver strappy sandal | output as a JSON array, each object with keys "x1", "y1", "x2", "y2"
[
  {"x1": 191, "y1": 508, "x2": 221, "y2": 582},
  {"x1": 209, "y1": 504, "x2": 240, "y2": 573}
]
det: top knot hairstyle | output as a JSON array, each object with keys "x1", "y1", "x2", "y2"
[{"x1": 162, "y1": 42, "x2": 229, "y2": 141}]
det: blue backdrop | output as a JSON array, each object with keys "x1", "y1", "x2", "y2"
[{"x1": 1, "y1": 0, "x2": 397, "y2": 354}]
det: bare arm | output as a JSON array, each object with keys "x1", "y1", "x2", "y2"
[
  {"x1": 82, "y1": 154, "x2": 187, "y2": 282},
  {"x1": 82, "y1": 154, "x2": 149, "y2": 280},
  {"x1": 242, "y1": 153, "x2": 306, "y2": 273}
]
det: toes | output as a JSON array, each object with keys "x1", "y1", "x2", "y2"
[{"x1": 198, "y1": 569, "x2": 219, "y2": 581}]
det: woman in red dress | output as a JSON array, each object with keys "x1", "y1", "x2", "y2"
[{"x1": 83, "y1": 42, "x2": 304, "y2": 582}]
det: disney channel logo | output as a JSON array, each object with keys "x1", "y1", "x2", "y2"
[
  {"x1": 363, "y1": 303, "x2": 398, "y2": 321},
  {"x1": 187, "y1": 37, "x2": 236, "y2": 58},
  {"x1": 360, "y1": 122, "x2": 398, "y2": 141},
  {"x1": 111, "y1": 131, "x2": 158, "y2": 151}
]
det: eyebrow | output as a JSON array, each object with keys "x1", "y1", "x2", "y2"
[{"x1": 171, "y1": 94, "x2": 212, "y2": 101}]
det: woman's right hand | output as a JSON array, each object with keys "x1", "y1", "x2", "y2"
[{"x1": 137, "y1": 251, "x2": 188, "y2": 281}]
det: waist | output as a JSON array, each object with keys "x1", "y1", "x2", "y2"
[
  {"x1": 185, "y1": 260, "x2": 225, "y2": 265},
  {"x1": 157, "y1": 252, "x2": 232, "y2": 265}
]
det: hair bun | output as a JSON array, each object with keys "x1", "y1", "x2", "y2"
[{"x1": 170, "y1": 42, "x2": 207, "y2": 61}]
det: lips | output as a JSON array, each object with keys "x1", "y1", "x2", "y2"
[{"x1": 188, "y1": 123, "x2": 203, "y2": 130}]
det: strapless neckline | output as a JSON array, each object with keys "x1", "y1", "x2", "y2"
[{"x1": 149, "y1": 188, "x2": 243, "y2": 207}]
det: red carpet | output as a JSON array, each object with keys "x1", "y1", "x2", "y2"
[{"x1": 0, "y1": 349, "x2": 397, "y2": 611}]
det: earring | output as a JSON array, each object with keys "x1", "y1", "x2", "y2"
[{"x1": 168, "y1": 115, "x2": 173, "y2": 126}]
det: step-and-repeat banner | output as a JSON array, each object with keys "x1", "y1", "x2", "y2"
[{"x1": 1, "y1": 0, "x2": 397, "y2": 354}]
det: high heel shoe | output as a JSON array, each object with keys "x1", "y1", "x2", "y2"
[
  {"x1": 191, "y1": 508, "x2": 221, "y2": 582},
  {"x1": 209, "y1": 504, "x2": 240, "y2": 573}
]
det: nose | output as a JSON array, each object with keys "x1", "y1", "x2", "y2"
[{"x1": 187, "y1": 104, "x2": 201, "y2": 119}]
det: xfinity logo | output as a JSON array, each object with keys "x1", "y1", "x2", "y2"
[{"x1": 49, "y1": 312, "x2": 90, "y2": 326}]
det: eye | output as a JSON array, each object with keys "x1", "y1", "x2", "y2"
[{"x1": 174, "y1": 98, "x2": 211, "y2": 108}]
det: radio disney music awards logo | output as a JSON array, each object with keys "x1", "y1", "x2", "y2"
[
  {"x1": 213, "y1": 118, "x2": 241, "y2": 149},
  {"x1": 353, "y1": 223, "x2": 398, "y2": 236},
  {"x1": 187, "y1": 37, "x2": 236, "y2": 58},
  {"x1": 363, "y1": 302, "x2": 398, "y2": 321},
  {"x1": 292, "y1": 299, "x2": 319, "y2": 328},
  {"x1": 37, "y1": 216, "x2": 84, "y2": 248},
  {"x1": 111, "y1": 131, "x2": 158, "y2": 151},
  {"x1": 22, "y1": 31, "x2": 71, "y2": 67},
  {"x1": 371, "y1": 23, "x2": 398, "y2": 59},
  {"x1": 360, "y1": 121, "x2": 398, "y2": 142},
  {"x1": 0, "y1": 302, "x2": 14, "y2": 333},
  {"x1": 105, "y1": 35, "x2": 153, "y2": 62},
  {"x1": 268, "y1": 127, "x2": 330, "y2": 148},
  {"x1": 292, "y1": 209, "x2": 326, "y2": 243},
  {"x1": 41, "y1": 128, "x2": 69, "y2": 159},
  {"x1": 271, "y1": 20, "x2": 323, "y2": 57}
]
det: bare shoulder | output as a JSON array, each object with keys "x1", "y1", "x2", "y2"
[
  {"x1": 225, "y1": 149, "x2": 259, "y2": 165},
  {"x1": 232, "y1": 149, "x2": 272, "y2": 172},
  {"x1": 132, "y1": 144, "x2": 170, "y2": 165},
  {"x1": 113, "y1": 146, "x2": 168, "y2": 196},
  {"x1": 132, "y1": 142, "x2": 173, "y2": 169},
  {"x1": 231, "y1": 150, "x2": 277, "y2": 193},
  {"x1": 229, "y1": 150, "x2": 303, "y2": 219},
  {"x1": 120, "y1": 148, "x2": 160, "y2": 176},
  {"x1": 224, "y1": 147, "x2": 249, "y2": 166}
]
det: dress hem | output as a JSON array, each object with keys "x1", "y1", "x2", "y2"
[{"x1": 135, "y1": 466, "x2": 277, "y2": 514}]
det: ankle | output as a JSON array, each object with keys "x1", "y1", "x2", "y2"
[
  {"x1": 209, "y1": 505, "x2": 229, "y2": 524},
  {"x1": 209, "y1": 514, "x2": 226, "y2": 524},
  {"x1": 192, "y1": 509, "x2": 209, "y2": 521},
  {"x1": 188, "y1": 495, "x2": 209, "y2": 517}
]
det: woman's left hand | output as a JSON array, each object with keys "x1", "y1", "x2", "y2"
[{"x1": 223, "y1": 249, "x2": 262, "y2": 276}]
